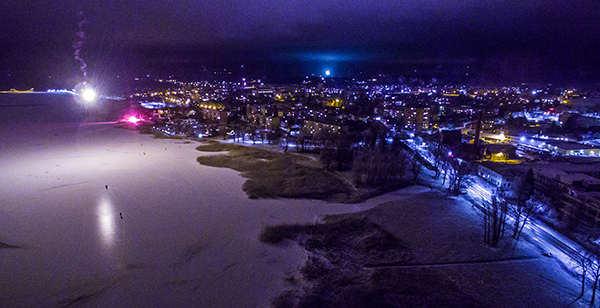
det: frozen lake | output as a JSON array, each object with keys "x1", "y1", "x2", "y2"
[{"x1": 0, "y1": 94, "x2": 386, "y2": 307}]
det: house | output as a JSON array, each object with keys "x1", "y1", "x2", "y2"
[{"x1": 477, "y1": 161, "x2": 519, "y2": 190}]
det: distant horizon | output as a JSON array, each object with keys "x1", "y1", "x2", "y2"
[{"x1": 1, "y1": 43, "x2": 600, "y2": 92}]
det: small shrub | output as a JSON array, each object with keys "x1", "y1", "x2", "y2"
[{"x1": 259, "y1": 224, "x2": 305, "y2": 244}]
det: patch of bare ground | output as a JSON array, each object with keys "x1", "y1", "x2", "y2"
[
  {"x1": 260, "y1": 213, "x2": 483, "y2": 308},
  {"x1": 196, "y1": 142, "x2": 357, "y2": 201},
  {"x1": 195, "y1": 141, "x2": 409, "y2": 202}
]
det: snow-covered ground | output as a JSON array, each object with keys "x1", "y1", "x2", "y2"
[
  {"x1": 0, "y1": 93, "x2": 591, "y2": 307},
  {"x1": 0, "y1": 94, "x2": 388, "y2": 307},
  {"x1": 365, "y1": 188, "x2": 588, "y2": 307}
]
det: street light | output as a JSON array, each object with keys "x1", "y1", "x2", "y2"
[{"x1": 81, "y1": 87, "x2": 97, "y2": 103}]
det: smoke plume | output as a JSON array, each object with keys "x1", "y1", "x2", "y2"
[{"x1": 73, "y1": 11, "x2": 88, "y2": 80}]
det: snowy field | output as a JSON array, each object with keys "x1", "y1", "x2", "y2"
[
  {"x1": 0, "y1": 94, "x2": 389, "y2": 307},
  {"x1": 365, "y1": 190, "x2": 584, "y2": 307}
]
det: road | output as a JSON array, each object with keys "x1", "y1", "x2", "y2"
[{"x1": 403, "y1": 137, "x2": 587, "y2": 273}]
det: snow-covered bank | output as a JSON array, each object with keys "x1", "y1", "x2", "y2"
[{"x1": 265, "y1": 188, "x2": 587, "y2": 307}]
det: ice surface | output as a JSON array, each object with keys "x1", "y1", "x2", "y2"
[{"x1": 0, "y1": 94, "x2": 382, "y2": 307}]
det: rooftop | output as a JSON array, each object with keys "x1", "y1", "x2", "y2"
[{"x1": 544, "y1": 140, "x2": 597, "y2": 151}]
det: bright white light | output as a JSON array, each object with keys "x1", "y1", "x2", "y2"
[
  {"x1": 325, "y1": 70, "x2": 331, "y2": 76},
  {"x1": 520, "y1": 136, "x2": 526, "y2": 142},
  {"x1": 97, "y1": 195, "x2": 115, "y2": 248},
  {"x1": 81, "y1": 88, "x2": 97, "y2": 102}
]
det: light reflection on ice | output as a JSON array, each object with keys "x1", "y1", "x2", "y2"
[{"x1": 97, "y1": 194, "x2": 116, "y2": 248}]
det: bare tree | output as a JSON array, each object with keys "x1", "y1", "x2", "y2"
[
  {"x1": 591, "y1": 251, "x2": 600, "y2": 305},
  {"x1": 407, "y1": 154, "x2": 422, "y2": 182},
  {"x1": 296, "y1": 131, "x2": 307, "y2": 153},
  {"x1": 353, "y1": 151, "x2": 367, "y2": 186},
  {"x1": 428, "y1": 142, "x2": 446, "y2": 179},
  {"x1": 510, "y1": 169, "x2": 536, "y2": 239},
  {"x1": 312, "y1": 131, "x2": 326, "y2": 152},
  {"x1": 266, "y1": 130, "x2": 281, "y2": 145},
  {"x1": 483, "y1": 190, "x2": 508, "y2": 246},
  {"x1": 335, "y1": 133, "x2": 355, "y2": 171},
  {"x1": 232, "y1": 123, "x2": 241, "y2": 142},
  {"x1": 575, "y1": 249, "x2": 592, "y2": 297},
  {"x1": 246, "y1": 124, "x2": 258, "y2": 144},
  {"x1": 320, "y1": 140, "x2": 335, "y2": 170},
  {"x1": 447, "y1": 158, "x2": 472, "y2": 195},
  {"x1": 440, "y1": 154, "x2": 451, "y2": 188},
  {"x1": 352, "y1": 149, "x2": 407, "y2": 186},
  {"x1": 385, "y1": 151, "x2": 407, "y2": 184}
]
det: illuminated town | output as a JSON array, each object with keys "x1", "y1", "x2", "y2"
[
  {"x1": 132, "y1": 76, "x2": 600, "y2": 222},
  {"x1": 2, "y1": 0, "x2": 600, "y2": 307}
]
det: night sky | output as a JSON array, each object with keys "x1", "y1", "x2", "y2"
[{"x1": 1, "y1": 0, "x2": 600, "y2": 86}]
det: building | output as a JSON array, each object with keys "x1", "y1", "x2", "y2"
[
  {"x1": 303, "y1": 119, "x2": 348, "y2": 135},
  {"x1": 397, "y1": 106, "x2": 430, "y2": 132},
  {"x1": 532, "y1": 165, "x2": 600, "y2": 224},
  {"x1": 481, "y1": 144, "x2": 518, "y2": 161},
  {"x1": 518, "y1": 139, "x2": 600, "y2": 156},
  {"x1": 200, "y1": 107, "x2": 227, "y2": 124},
  {"x1": 246, "y1": 104, "x2": 281, "y2": 130},
  {"x1": 477, "y1": 161, "x2": 519, "y2": 190}
]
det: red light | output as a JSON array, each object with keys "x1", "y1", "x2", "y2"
[{"x1": 125, "y1": 115, "x2": 141, "y2": 124}]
